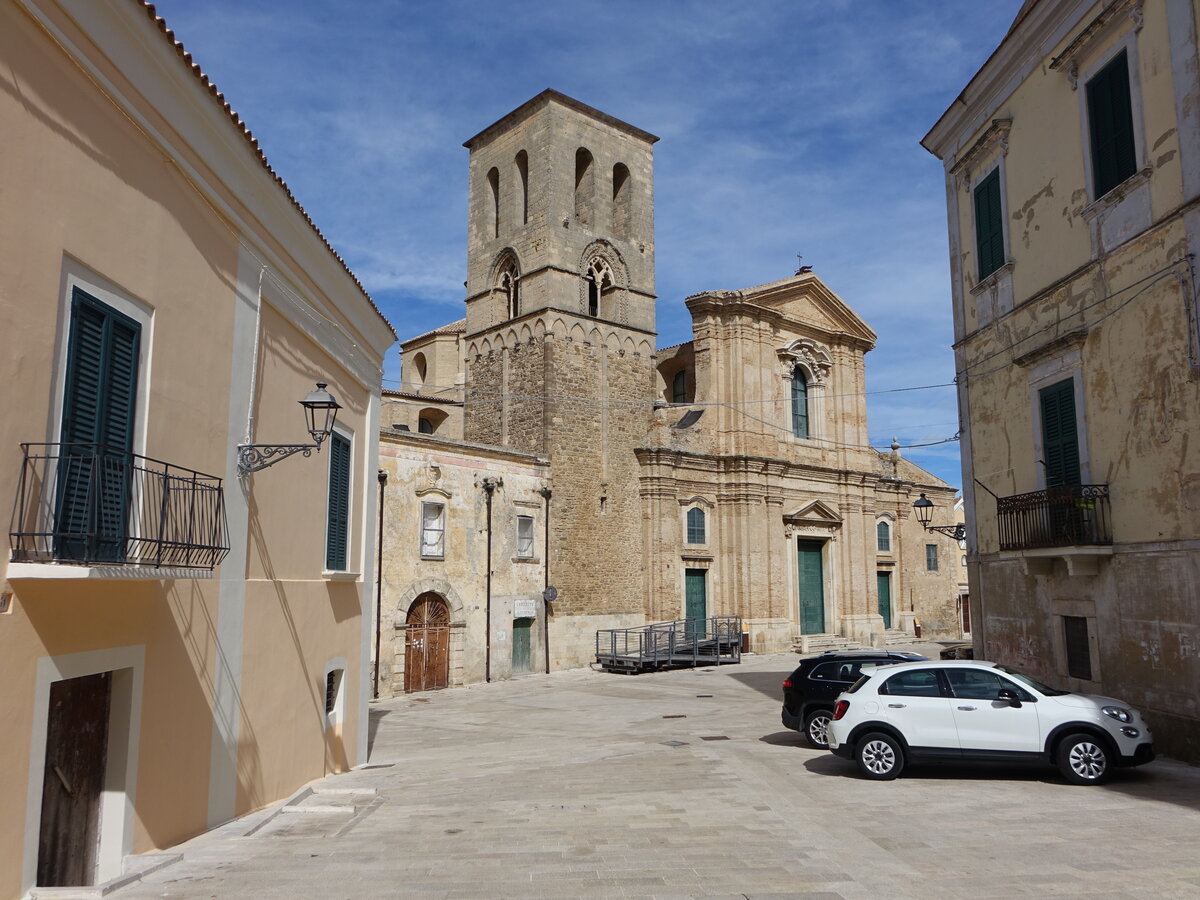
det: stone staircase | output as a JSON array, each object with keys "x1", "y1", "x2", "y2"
[{"x1": 792, "y1": 629, "x2": 917, "y2": 655}]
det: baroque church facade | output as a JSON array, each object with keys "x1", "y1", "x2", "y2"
[{"x1": 380, "y1": 90, "x2": 961, "y2": 685}]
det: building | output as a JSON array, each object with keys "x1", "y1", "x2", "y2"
[
  {"x1": 0, "y1": 1, "x2": 393, "y2": 894},
  {"x1": 923, "y1": 0, "x2": 1200, "y2": 760},
  {"x1": 383, "y1": 90, "x2": 963, "y2": 683}
]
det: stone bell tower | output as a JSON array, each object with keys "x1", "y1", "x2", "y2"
[{"x1": 461, "y1": 90, "x2": 658, "y2": 662}]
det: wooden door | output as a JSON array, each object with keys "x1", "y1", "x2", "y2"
[
  {"x1": 797, "y1": 540, "x2": 825, "y2": 634},
  {"x1": 404, "y1": 594, "x2": 450, "y2": 692},
  {"x1": 877, "y1": 572, "x2": 892, "y2": 629},
  {"x1": 512, "y1": 618, "x2": 532, "y2": 675},
  {"x1": 38, "y1": 672, "x2": 112, "y2": 887}
]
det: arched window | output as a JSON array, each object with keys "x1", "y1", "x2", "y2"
[
  {"x1": 876, "y1": 520, "x2": 891, "y2": 552},
  {"x1": 411, "y1": 352, "x2": 427, "y2": 388},
  {"x1": 514, "y1": 150, "x2": 529, "y2": 225},
  {"x1": 487, "y1": 167, "x2": 500, "y2": 238},
  {"x1": 500, "y1": 265, "x2": 520, "y2": 319},
  {"x1": 672, "y1": 370, "x2": 687, "y2": 404},
  {"x1": 686, "y1": 508, "x2": 706, "y2": 544},
  {"x1": 584, "y1": 257, "x2": 612, "y2": 318},
  {"x1": 791, "y1": 366, "x2": 809, "y2": 438},
  {"x1": 612, "y1": 163, "x2": 631, "y2": 238},
  {"x1": 418, "y1": 417, "x2": 434, "y2": 434},
  {"x1": 574, "y1": 148, "x2": 594, "y2": 227}
]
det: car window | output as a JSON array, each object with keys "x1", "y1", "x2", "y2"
[
  {"x1": 810, "y1": 661, "x2": 868, "y2": 682},
  {"x1": 879, "y1": 669, "x2": 943, "y2": 697},
  {"x1": 945, "y1": 668, "x2": 1036, "y2": 702}
]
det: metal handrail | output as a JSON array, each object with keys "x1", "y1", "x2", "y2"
[
  {"x1": 596, "y1": 616, "x2": 742, "y2": 671},
  {"x1": 996, "y1": 483, "x2": 1112, "y2": 551},
  {"x1": 9, "y1": 442, "x2": 230, "y2": 570}
]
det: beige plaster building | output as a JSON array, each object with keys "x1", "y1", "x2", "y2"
[
  {"x1": 0, "y1": 2, "x2": 392, "y2": 895},
  {"x1": 386, "y1": 90, "x2": 962, "y2": 682},
  {"x1": 923, "y1": 0, "x2": 1200, "y2": 760}
]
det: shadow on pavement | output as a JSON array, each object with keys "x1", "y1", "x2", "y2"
[
  {"x1": 724, "y1": 667, "x2": 794, "y2": 699},
  {"x1": 760, "y1": 730, "x2": 807, "y2": 747},
  {"x1": 367, "y1": 706, "x2": 388, "y2": 756}
]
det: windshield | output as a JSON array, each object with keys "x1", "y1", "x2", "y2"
[{"x1": 995, "y1": 665, "x2": 1070, "y2": 696}]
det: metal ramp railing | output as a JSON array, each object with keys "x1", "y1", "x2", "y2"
[{"x1": 595, "y1": 616, "x2": 742, "y2": 673}]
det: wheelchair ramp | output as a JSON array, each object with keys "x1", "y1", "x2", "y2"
[{"x1": 595, "y1": 617, "x2": 742, "y2": 673}]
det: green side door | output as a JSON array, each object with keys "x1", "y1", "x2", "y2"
[
  {"x1": 877, "y1": 571, "x2": 892, "y2": 629},
  {"x1": 797, "y1": 540, "x2": 825, "y2": 634},
  {"x1": 511, "y1": 618, "x2": 532, "y2": 675}
]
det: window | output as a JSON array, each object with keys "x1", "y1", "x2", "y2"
[
  {"x1": 1063, "y1": 616, "x2": 1092, "y2": 680},
  {"x1": 944, "y1": 668, "x2": 1031, "y2": 701},
  {"x1": 686, "y1": 507, "x2": 705, "y2": 544},
  {"x1": 500, "y1": 264, "x2": 520, "y2": 319},
  {"x1": 791, "y1": 366, "x2": 809, "y2": 438},
  {"x1": 574, "y1": 148, "x2": 594, "y2": 227},
  {"x1": 411, "y1": 352, "x2": 427, "y2": 388},
  {"x1": 514, "y1": 150, "x2": 529, "y2": 225},
  {"x1": 880, "y1": 669, "x2": 943, "y2": 697},
  {"x1": 925, "y1": 544, "x2": 939, "y2": 571},
  {"x1": 672, "y1": 370, "x2": 687, "y2": 404},
  {"x1": 973, "y1": 167, "x2": 1005, "y2": 280},
  {"x1": 418, "y1": 417, "x2": 433, "y2": 434},
  {"x1": 516, "y1": 515, "x2": 534, "y2": 558},
  {"x1": 876, "y1": 521, "x2": 890, "y2": 552},
  {"x1": 1086, "y1": 50, "x2": 1137, "y2": 199},
  {"x1": 1039, "y1": 378, "x2": 1081, "y2": 487},
  {"x1": 325, "y1": 669, "x2": 342, "y2": 715},
  {"x1": 421, "y1": 502, "x2": 445, "y2": 558},
  {"x1": 584, "y1": 257, "x2": 612, "y2": 318},
  {"x1": 487, "y1": 167, "x2": 500, "y2": 238},
  {"x1": 612, "y1": 163, "x2": 631, "y2": 238},
  {"x1": 325, "y1": 431, "x2": 351, "y2": 571}
]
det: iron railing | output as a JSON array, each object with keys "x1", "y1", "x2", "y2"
[
  {"x1": 9, "y1": 442, "x2": 230, "y2": 570},
  {"x1": 595, "y1": 616, "x2": 742, "y2": 672},
  {"x1": 996, "y1": 483, "x2": 1111, "y2": 551}
]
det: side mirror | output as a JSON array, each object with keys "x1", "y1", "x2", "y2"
[{"x1": 997, "y1": 688, "x2": 1022, "y2": 708}]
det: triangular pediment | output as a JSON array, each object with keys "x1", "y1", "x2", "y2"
[{"x1": 784, "y1": 500, "x2": 843, "y2": 527}]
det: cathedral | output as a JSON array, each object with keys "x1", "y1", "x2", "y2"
[{"x1": 378, "y1": 90, "x2": 960, "y2": 690}]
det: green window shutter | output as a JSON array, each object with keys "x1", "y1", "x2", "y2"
[
  {"x1": 973, "y1": 168, "x2": 1005, "y2": 280},
  {"x1": 1039, "y1": 378, "x2": 1081, "y2": 487},
  {"x1": 791, "y1": 367, "x2": 809, "y2": 438},
  {"x1": 1087, "y1": 50, "x2": 1137, "y2": 198},
  {"x1": 325, "y1": 432, "x2": 351, "y2": 570}
]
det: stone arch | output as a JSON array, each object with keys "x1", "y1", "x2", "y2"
[
  {"x1": 621, "y1": 335, "x2": 636, "y2": 355},
  {"x1": 569, "y1": 322, "x2": 587, "y2": 343},
  {"x1": 578, "y1": 240, "x2": 629, "y2": 320},
  {"x1": 777, "y1": 337, "x2": 833, "y2": 385},
  {"x1": 392, "y1": 578, "x2": 466, "y2": 629},
  {"x1": 637, "y1": 338, "x2": 653, "y2": 356},
  {"x1": 778, "y1": 338, "x2": 833, "y2": 440},
  {"x1": 489, "y1": 248, "x2": 522, "y2": 322},
  {"x1": 605, "y1": 331, "x2": 621, "y2": 353},
  {"x1": 550, "y1": 317, "x2": 568, "y2": 338},
  {"x1": 518, "y1": 323, "x2": 533, "y2": 344}
]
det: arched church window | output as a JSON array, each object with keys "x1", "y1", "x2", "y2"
[
  {"x1": 487, "y1": 167, "x2": 500, "y2": 238},
  {"x1": 672, "y1": 370, "x2": 687, "y2": 404},
  {"x1": 575, "y1": 148, "x2": 594, "y2": 227},
  {"x1": 515, "y1": 150, "x2": 529, "y2": 225},
  {"x1": 686, "y1": 508, "x2": 706, "y2": 544},
  {"x1": 792, "y1": 366, "x2": 809, "y2": 438},
  {"x1": 584, "y1": 257, "x2": 613, "y2": 318},
  {"x1": 612, "y1": 163, "x2": 631, "y2": 238},
  {"x1": 877, "y1": 520, "x2": 891, "y2": 552},
  {"x1": 500, "y1": 264, "x2": 520, "y2": 319}
]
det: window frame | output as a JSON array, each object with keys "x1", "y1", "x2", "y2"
[
  {"x1": 685, "y1": 507, "x2": 706, "y2": 545},
  {"x1": 1077, "y1": 34, "x2": 1147, "y2": 205},
  {"x1": 876, "y1": 520, "x2": 891, "y2": 553},
  {"x1": 1063, "y1": 615, "x2": 1093, "y2": 680},
  {"x1": 516, "y1": 514, "x2": 535, "y2": 559},
  {"x1": 973, "y1": 166, "x2": 1006, "y2": 281},
  {"x1": 1085, "y1": 49, "x2": 1139, "y2": 200},
  {"x1": 420, "y1": 501, "x2": 446, "y2": 559},
  {"x1": 925, "y1": 543, "x2": 939, "y2": 572},
  {"x1": 791, "y1": 365, "x2": 809, "y2": 439}
]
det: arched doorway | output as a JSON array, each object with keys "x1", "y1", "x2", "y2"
[{"x1": 404, "y1": 593, "x2": 450, "y2": 692}]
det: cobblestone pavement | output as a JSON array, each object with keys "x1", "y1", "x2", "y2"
[{"x1": 112, "y1": 646, "x2": 1200, "y2": 899}]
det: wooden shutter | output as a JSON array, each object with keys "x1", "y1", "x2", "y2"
[
  {"x1": 1087, "y1": 50, "x2": 1137, "y2": 198},
  {"x1": 973, "y1": 168, "x2": 1005, "y2": 280},
  {"x1": 1039, "y1": 379, "x2": 1081, "y2": 487},
  {"x1": 325, "y1": 432, "x2": 351, "y2": 570}
]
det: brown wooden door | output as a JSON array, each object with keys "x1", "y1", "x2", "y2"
[
  {"x1": 405, "y1": 593, "x2": 450, "y2": 692},
  {"x1": 38, "y1": 672, "x2": 112, "y2": 887}
]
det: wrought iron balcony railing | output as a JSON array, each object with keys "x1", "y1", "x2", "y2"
[
  {"x1": 9, "y1": 443, "x2": 230, "y2": 570},
  {"x1": 996, "y1": 483, "x2": 1112, "y2": 552}
]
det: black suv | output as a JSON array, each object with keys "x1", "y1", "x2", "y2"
[{"x1": 781, "y1": 650, "x2": 927, "y2": 748}]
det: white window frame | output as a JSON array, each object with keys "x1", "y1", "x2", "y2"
[
  {"x1": 1027, "y1": 348, "x2": 1091, "y2": 489},
  {"x1": 420, "y1": 501, "x2": 446, "y2": 559},
  {"x1": 516, "y1": 514, "x2": 535, "y2": 559},
  {"x1": 925, "y1": 543, "x2": 939, "y2": 572},
  {"x1": 1077, "y1": 32, "x2": 1148, "y2": 205}
]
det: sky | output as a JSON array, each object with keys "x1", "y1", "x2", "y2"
[{"x1": 150, "y1": 0, "x2": 1024, "y2": 490}]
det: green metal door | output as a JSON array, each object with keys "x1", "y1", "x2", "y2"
[
  {"x1": 512, "y1": 618, "x2": 532, "y2": 675},
  {"x1": 877, "y1": 571, "x2": 892, "y2": 629},
  {"x1": 685, "y1": 569, "x2": 707, "y2": 638},
  {"x1": 797, "y1": 540, "x2": 825, "y2": 634}
]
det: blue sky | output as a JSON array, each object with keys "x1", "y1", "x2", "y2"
[{"x1": 151, "y1": 0, "x2": 1023, "y2": 490}]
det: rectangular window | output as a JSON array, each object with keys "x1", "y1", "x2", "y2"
[
  {"x1": 686, "y1": 507, "x2": 706, "y2": 544},
  {"x1": 1087, "y1": 49, "x2": 1137, "y2": 199},
  {"x1": 876, "y1": 521, "x2": 890, "y2": 552},
  {"x1": 973, "y1": 168, "x2": 1005, "y2": 280},
  {"x1": 421, "y1": 502, "x2": 445, "y2": 558},
  {"x1": 925, "y1": 544, "x2": 939, "y2": 571},
  {"x1": 325, "y1": 431, "x2": 351, "y2": 570},
  {"x1": 516, "y1": 515, "x2": 534, "y2": 558},
  {"x1": 325, "y1": 669, "x2": 342, "y2": 715},
  {"x1": 1039, "y1": 378, "x2": 1081, "y2": 487},
  {"x1": 1063, "y1": 616, "x2": 1092, "y2": 680}
]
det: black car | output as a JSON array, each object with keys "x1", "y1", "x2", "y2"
[{"x1": 781, "y1": 650, "x2": 928, "y2": 748}]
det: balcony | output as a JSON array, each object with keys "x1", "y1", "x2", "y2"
[
  {"x1": 996, "y1": 484, "x2": 1112, "y2": 576},
  {"x1": 9, "y1": 443, "x2": 229, "y2": 573}
]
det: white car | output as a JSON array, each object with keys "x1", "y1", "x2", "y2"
[{"x1": 827, "y1": 660, "x2": 1154, "y2": 785}]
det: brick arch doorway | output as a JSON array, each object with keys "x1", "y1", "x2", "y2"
[{"x1": 404, "y1": 593, "x2": 450, "y2": 692}]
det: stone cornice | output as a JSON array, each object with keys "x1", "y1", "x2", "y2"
[{"x1": 1049, "y1": 0, "x2": 1143, "y2": 89}]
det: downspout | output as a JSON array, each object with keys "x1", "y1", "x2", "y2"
[
  {"x1": 482, "y1": 477, "x2": 501, "y2": 682},
  {"x1": 538, "y1": 485, "x2": 552, "y2": 674},
  {"x1": 373, "y1": 468, "x2": 388, "y2": 699}
]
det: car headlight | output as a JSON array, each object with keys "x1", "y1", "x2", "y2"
[{"x1": 1102, "y1": 706, "x2": 1132, "y2": 723}]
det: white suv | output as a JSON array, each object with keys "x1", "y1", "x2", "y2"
[{"x1": 827, "y1": 660, "x2": 1154, "y2": 785}]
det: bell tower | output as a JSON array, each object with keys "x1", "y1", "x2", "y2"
[{"x1": 461, "y1": 91, "x2": 659, "y2": 663}]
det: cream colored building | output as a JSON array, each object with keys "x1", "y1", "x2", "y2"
[
  {"x1": 923, "y1": 0, "x2": 1200, "y2": 760},
  {"x1": 386, "y1": 90, "x2": 962, "y2": 683},
  {"x1": 0, "y1": 2, "x2": 393, "y2": 895}
]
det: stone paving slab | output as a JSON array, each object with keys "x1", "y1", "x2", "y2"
[{"x1": 109, "y1": 647, "x2": 1200, "y2": 899}]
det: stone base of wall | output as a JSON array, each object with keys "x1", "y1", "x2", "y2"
[
  {"x1": 841, "y1": 613, "x2": 887, "y2": 646},
  {"x1": 742, "y1": 618, "x2": 794, "y2": 655},
  {"x1": 550, "y1": 612, "x2": 646, "y2": 670}
]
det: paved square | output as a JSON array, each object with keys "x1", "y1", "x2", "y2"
[{"x1": 113, "y1": 649, "x2": 1200, "y2": 899}]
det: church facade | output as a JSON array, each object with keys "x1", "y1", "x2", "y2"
[{"x1": 383, "y1": 90, "x2": 961, "y2": 677}]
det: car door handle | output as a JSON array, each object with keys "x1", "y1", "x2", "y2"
[
  {"x1": 957, "y1": 705, "x2": 977, "y2": 711},
  {"x1": 887, "y1": 703, "x2": 906, "y2": 708}
]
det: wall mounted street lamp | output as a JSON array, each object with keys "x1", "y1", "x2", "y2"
[
  {"x1": 237, "y1": 382, "x2": 342, "y2": 476},
  {"x1": 912, "y1": 493, "x2": 966, "y2": 541}
]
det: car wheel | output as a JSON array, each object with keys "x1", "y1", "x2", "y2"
[
  {"x1": 1057, "y1": 732, "x2": 1111, "y2": 785},
  {"x1": 855, "y1": 731, "x2": 904, "y2": 780},
  {"x1": 804, "y1": 709, "x2": 832, "y2": 749}
]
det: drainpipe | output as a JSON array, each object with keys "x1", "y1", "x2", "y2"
[
  {"x1": 538, "y1": 485, "x2": 552, "y2": 674},
  {"x1": 374, "y1": 468, "x2": 387, "y2": 700},
  {"x1": 482, "y1": 477, "x2": 501, "y2": 682}
]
